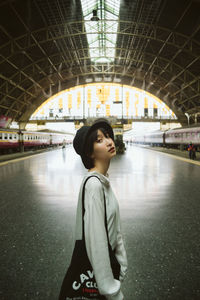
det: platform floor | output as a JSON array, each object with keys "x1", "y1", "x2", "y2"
[{"x1": 0, "y1": 145, "x2": 200, "y2": 300}]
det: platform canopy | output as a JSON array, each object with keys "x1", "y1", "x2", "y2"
[{"x1": 0, "y1": 0, "x2": 200, "y2": 125}]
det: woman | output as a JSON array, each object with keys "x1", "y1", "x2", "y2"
[{"x1": 73, "y1": 119, "x2": 128, "y2": 299}]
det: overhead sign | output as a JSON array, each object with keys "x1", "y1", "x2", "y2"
[{"x1": 0, "y1": 115, "x2": 12, "y2": 128}]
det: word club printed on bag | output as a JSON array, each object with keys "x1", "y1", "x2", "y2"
[
  {"x1": 66, "y1": 298, "x2": 92, "y2": 300},
  {"x1": 72, "y1": 270, "x2": 98, "y2": 291}
]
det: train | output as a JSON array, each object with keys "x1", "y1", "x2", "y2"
[
  {"x1": 0, "y1": 128, "x2": 73, "y2": 154},
  {"x1": 126, "y1": 126, "x2": 200, "y2": 150}
]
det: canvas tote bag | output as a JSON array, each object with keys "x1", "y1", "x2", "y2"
[{"x1": 58, "y1": 175, "x2": 120, "y2": 299}]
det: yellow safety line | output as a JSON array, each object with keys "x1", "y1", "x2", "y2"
[
  {"x1": 148, "y1": 148, "x2": 200, "y2": 166},
  {"x1": 0, "y1": 152, "x2": 46, "y2": 167}
]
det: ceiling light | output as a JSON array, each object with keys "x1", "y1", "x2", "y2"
[{"x1": 90, "y1": 10, "x2": 99, "y2": 21}]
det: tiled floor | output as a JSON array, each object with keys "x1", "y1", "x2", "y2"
[{"x1": 0, "y1": 145, "x2": 200, "y2": 300}]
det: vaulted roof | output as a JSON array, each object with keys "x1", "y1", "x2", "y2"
[{"x1": 0, "y1": 0, "x2": 200, "y2": 125}]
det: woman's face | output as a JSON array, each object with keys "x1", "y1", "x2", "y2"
[{"x1": 91, "y1": 129, "x2": 116, "y2": 163}]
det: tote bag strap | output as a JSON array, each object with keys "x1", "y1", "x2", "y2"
[{"x1": 81, "y1": 175, "x2": 109, "y2": 242}]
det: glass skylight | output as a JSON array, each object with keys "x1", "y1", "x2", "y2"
[{"x1": 80, "y1": 0, "x2": 120, "y2": 63}]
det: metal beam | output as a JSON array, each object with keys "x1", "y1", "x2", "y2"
[{"x1": 10, "y1": 2, "x2": 63, "y2": 82}]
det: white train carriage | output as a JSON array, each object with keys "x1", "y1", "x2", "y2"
[
  {"x1": 165, "y1": 127, "x2": 200, "y2": 148},
  {"x1": 143, "y1": 131, "x2": 164, "y2": 146},
  {"x1": 133, "y1": 130, "x2": 164, "y2": 145}
]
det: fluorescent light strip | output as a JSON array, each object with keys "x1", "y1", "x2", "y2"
[{"x1": 80, "y1": 0, "x2": 120, "y2": 63}]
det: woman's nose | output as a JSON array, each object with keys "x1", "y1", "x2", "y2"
[{"x1": 106, "y1": 138, "x2": 112, "y2": 146}]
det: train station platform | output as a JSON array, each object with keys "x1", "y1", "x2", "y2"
[
  {"x1": 133, "y1": 144, "x2": 200, "y2": 166},
  {"x1": 0, "y1": 145, "x2": 200, "y2": 300},
  {"x1": 0, "y1": 146, "x2": 65, "y2": 164}
]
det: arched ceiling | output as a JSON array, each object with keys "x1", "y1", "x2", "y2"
[{"x1": 0, "y1": 0, "x2": 200, "y2": 125}]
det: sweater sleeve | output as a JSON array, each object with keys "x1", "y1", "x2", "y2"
[
  {"x1": 115, "y1": 225, "x2": 128, "y2": 282},
  {"x1": 84, "y1": 177, "x2": 124, "y2": 300}
]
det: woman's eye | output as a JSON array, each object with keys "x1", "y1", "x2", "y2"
[{"x1": 97, "y1": 139, "x2": 102, "y2": 143}]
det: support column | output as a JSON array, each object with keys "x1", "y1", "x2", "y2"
[
  {"x1": 18, "y1": 122, "x2": 26, "y2": 152},
  {"x1": 18, "y1": 122, "x2": 26, "y2": 130}
]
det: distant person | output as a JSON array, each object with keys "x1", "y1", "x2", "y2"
[
  {"x1": 188, "y1": 142, "x2": 195, "y2": 159},
  {"x1": 192, "y1": 144, "x2": 196, "y2": 160}
]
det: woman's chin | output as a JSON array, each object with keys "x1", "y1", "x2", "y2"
[{"x1": 110, "y1": 151, "x2": 116, "y2": 157}]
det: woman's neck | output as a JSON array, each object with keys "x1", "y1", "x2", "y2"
[{"x1": 89, "y1": 161, "x2": 110, "y2": 176}]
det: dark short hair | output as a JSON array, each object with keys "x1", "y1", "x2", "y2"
[{"x1": 83, "y1": 127, "x2": 114, "y2": 169}]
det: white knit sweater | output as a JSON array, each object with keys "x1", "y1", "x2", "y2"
[{"x1": 74, "y1": 171, "x2": 128, "y2": 300}]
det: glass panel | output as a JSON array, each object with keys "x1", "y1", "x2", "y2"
[{"x1": 81, "y1": 0, "x2": 120, "y2": 63}]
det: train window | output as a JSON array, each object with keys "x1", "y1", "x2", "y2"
[
  {"x1": 175, "y1": 133, "x2": 178, "y2": 138},
  {"x1": 0, "y1": 133, "x2": 2, "y2": 139},
  {"x1": 4, "y1": 133, "x2": 8, "y2": 139},
  {"x1": 14, "y1": 134, "x2": 17, "y2": 139},
  {"x1": 187, "y1": 133, "x2": 190, "y2": 137},
  {"x1": 9, "y1": 134, "x2": 12, "y2": 139},
  {"x1": 28, "y1": 136, "x2": 30, "y2": 140}
]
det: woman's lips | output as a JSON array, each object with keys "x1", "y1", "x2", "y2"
[{"x1": 109, "y1": 147, "x2": 115, "y2": 152}]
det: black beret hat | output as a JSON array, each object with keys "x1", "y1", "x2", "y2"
[{"x1": 73, "y1": 119, "x2": 114, "y2": 169}]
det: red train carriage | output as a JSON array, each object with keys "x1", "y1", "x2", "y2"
[
  {"x1": 0, "y1": 128, "x2": 73, "y2": 154},
  {"x1": 0, "y1": 129, "x2": 20, "y2": 153}
]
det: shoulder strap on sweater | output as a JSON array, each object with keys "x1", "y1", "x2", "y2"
[{"x1": 81, "y1": 175, "x2": 109, "y2": 242}]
